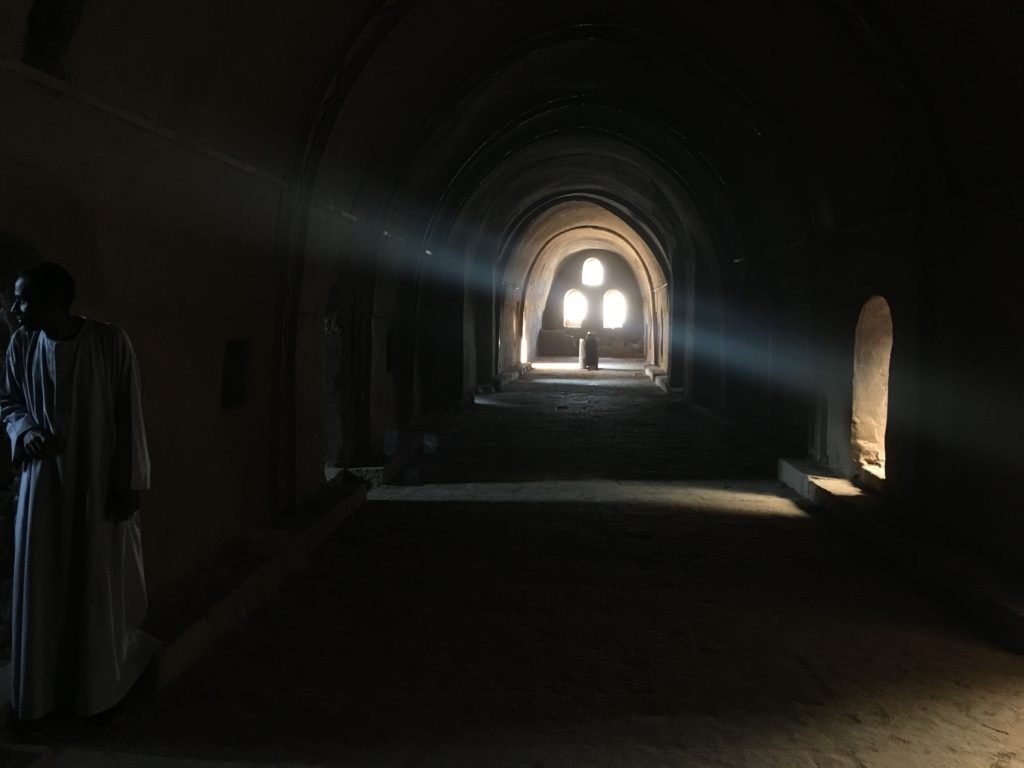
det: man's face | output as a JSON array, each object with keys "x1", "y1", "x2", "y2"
[{"x1": 11, "y1": 277, "x2": 53, "y2": 331}]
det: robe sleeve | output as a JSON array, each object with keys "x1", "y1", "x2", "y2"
[
  {"x1": 0, "y1": 331, "x2": 39, "y2": 463},
  {"x1": 113, "y1": 327, "x2": 151, "y2": 491}
]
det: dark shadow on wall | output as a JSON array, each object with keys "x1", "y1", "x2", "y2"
[
  {"x1": 21, "y1": 0, "x2": 85, "y2": 78},
  {"x1": 0, "y1": 233, "x2": 41, "y2": 664},
  {"x1": 323, "y1": 270, "x2": 375, "y2": 471}
]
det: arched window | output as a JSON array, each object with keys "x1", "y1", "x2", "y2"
[
  {"x1": 563, "y1": 289, "x2": 588, "y2": 328},
  {"x1": 851, "y1": 296, "x2": 893, "y2": 480},
  {"x1": 603, "y1": 290, "x2": 627, "y2": 329},
  {"x1": 581, "y1": 257, "x2": 604, "y2": 287}
]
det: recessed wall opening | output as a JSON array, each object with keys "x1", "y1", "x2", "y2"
[{"x1": 850, "y1": 296, "x2": 893, "y2": 482}]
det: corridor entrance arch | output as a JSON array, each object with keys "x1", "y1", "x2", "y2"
[{"x1": 498, "y1": 201, "x2": 670, "y2": 374}]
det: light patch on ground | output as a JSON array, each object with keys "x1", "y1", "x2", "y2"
[
  {"x1": 531, "y1": 357, "x2": 645, "y2": 372},
  {"x1": 370, "y1": 479, "x2": 808, "y2": 517},
  {"x1": 55, "y1": 751, "x2": 327, "y2": 768}
]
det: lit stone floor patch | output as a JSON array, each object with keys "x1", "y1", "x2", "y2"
[
  {"x1": 55, "y1": 752, "x2": 325, "y2": 768},
  {"x1": 530, "y1": 356, "x2": 645, "y2": 372},
  {"x1": 370, "y1": 479, "x2": 809, "y2": 518}
]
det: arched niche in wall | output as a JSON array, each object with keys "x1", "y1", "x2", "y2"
[{"x1": 851, "y1": 296, "x2": 893, "y2": 482}]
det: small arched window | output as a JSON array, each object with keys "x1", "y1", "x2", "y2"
[
  {"x1": 563, "y1": 289, "x2": 588, "y2": 328},
  {"x1": 603, "y1": 290, "x2": 626, "y2": 329},
  {"x1": 581, "y1": 257, "x2": 604, "y2": 287}
]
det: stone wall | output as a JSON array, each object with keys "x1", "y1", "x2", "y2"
[{"x1": 0, "y1": 62, "x2": 280, "y2": 590}]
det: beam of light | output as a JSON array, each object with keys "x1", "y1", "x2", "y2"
[
  {"x1": 677, "y1": 290, "x2": 1024, "y2": 478},
  {"x1": 684, "y1": 292, "x2": 819, "y2": 396},
  {"x1": 317, "y1": 209, "x2": 1024, "y2": 484}
]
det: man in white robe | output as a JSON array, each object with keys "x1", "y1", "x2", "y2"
[{"x1": 0, "y1": 262, "x2": 158, "y2": 724}]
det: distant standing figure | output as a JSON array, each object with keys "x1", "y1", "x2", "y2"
[
  {"x1": 583, "y1": 332, "x2": 600, "y2": 370},
  {"x1": 0, "y1": 262, "x2": 157, "y2": 723}
]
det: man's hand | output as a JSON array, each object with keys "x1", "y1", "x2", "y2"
[
  {"x1": 109, "y1": 489, "x2": 141, "y2": 522},
  {"x1": 21, "y1": 429, "x2": 59, "y2": 460}
]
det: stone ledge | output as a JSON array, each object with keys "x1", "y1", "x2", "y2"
[
  {"x1": 327, "y1": 432, "x2": 425, "y2": 490},
  {"x1": 642, "y1": 364, "x2": 665, "y2": 381},
  {"x1": 779, "y1": 458, "x2": 1024, "y2": 654},
  {"x1": 471, "y1": 366, "x2": 532, "y2": 397},
  {"x1": 642, "y1": 365, "x2": 676, "y2": 394},
  {"x1": 495, "y1": 365, "x2": 530, "y2": 390}
]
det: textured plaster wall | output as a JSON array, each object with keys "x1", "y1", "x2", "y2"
[{"x1": 0, "y1": 64, "x2": 279, "y2": 590}]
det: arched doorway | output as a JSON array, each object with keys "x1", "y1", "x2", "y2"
[{"x1": 851, "y1": 296, "x2": 893, "y2": 481}]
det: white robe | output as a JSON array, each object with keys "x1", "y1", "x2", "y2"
[{"x1": 0, "y1": 318, "x2": 158, "y2": 719}]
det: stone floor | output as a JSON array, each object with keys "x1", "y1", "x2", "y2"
[
  {"x1": 25, "y1": 366, "x2": 1024, "y2": 765},
  {"x1": 409, "y1": 360, "x2": 772, "y2": 484}
]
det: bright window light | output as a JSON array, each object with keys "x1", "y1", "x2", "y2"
[
  {"x1": 581, "y1": 258, "x2": 604, "y2": 287},
  {"x1": 531, "y1": 361, "x2": 583, "y2": 371},
  {"x1": 603, "y1": 290, "x2": 626, "y2": 329},
  {"x1": 564, "y1": 289, "x2": 588, "y2": 328}
]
